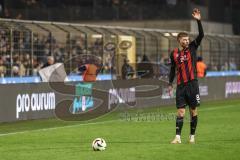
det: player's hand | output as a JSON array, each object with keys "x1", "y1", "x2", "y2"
[
  {"x1": 168, "y1": 84, "x2": 173, "y2": 97},
  {"x1": 192, "y1": 8, "x2": 201, "y2": 20}
]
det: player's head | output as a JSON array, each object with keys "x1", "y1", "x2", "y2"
[{"x1": 177, "y1": 32, "x2": 190, "y2": 49}]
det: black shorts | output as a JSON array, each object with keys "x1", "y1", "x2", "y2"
[{"x1": 176, "y1": 80, "x2": 200, "y2": 109}]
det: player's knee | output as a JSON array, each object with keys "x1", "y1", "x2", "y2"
[
  {"x1": 190, "y1": 108, "x2": 198, "y2": 116},
  {"x1": 177, "y1": 108, "x2": 185, "y2": 117}
]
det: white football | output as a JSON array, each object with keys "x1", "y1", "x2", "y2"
[{"x1": 92, "y1": 138, "x2": 107, "y2": 151}]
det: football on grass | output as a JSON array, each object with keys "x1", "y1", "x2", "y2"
[{"x1": 92, "y1": 138, "x2": 107, "y2": 151}]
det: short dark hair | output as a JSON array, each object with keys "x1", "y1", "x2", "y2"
[
  {"x1": 197, "y1": 56, "x2": 203, "y2": 61},
  {"x1": 177, "y1": 32, "x2": 189, "y2": 41}
]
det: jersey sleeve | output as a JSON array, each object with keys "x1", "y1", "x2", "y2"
[
  {"x1": 169, "y1": 51, "x2": 176, "y2": 85},
  {"x1": 190, "y1": 20, "x2": 204, "y2": 49}
]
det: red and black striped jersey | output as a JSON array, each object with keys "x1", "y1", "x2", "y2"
[{"x1": 169, "y1": 20, "x2": 204, "y2": 86}]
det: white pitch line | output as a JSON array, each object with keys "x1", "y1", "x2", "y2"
[
  {"x1": 0, "y1": 104, "x2": 238, "y2": 137},
  {"x1": 199, "y1": 104, "x2": 238, "y2": 111},
  {"x1": 0, "y1": 120, "x2": 119, "y2": 137}
]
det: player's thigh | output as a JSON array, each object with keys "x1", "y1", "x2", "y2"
[
  {"x1": 176, "y1": 86, "x2": 187, "y2": 108},
  {"x1": 186, "y1": 80, "x2": 200, "y2": 108}
]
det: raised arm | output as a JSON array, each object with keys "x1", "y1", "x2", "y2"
[{"x1": 192, "y1": 8, "x2": 204, "y2": 46}]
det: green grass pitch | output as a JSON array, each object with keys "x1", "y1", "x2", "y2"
[{"x1": 0, "y1": 99, "x2": 240, "y2": 160}]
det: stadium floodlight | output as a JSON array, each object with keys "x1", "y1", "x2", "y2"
[
  {"x1": 164, "y1": 33, "x2": 171, "y2": 37},
  {"x1": 91, "y1": 34, "x2": 103, "y2": 38},
  {"x1": 171, "y1": 32, "x2": 178, "y2": 37}
]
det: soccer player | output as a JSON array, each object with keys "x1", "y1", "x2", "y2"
[{"x1": 168, "y1": 8, "x2": 204, "y2": 144}]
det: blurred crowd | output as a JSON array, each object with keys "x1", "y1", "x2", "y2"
[
  {"x1": 0, "y1": 27, "x2": 238, "y2": 78},
  {"x1": 0, "y1": 28, "x2": 108, "y2": 77}
]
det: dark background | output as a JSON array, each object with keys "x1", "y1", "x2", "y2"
[{"x1": 0, "y1": 0, "x2": 239, "y2": 34}]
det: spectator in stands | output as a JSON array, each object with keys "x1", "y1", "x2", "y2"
[
  {"x1": 229, "y1": 58, "x2": 237, "y2": 71},
  {"x1": 12, "y1": 55, "x2": 20, "y2": 75},
  {"x1": 18, "y1": 55, "x2": 26, "y2": 76},
  {"x1": 0, "y1": 31, "x2": 8, "y2": 54},
  {"x1": 54, "y1": 44, "x2": 65, "y2": 63},
  {"x1": 102, "y1": 53, "x2": 112, "y2": 74},
  {"x1": 210, "y1": 63, "x2": 218, "y2": 71},
  {"x1": 12, "y1": 66, "x2": 20, "y2": 77},
  {"x1": 44, "y1": 42, "x2": 51, "y2": 57},
  {"x1": 41, "y1": 56, "x2": 55, "y2": 68},
  {"x1": 22, "y1": 53, "x2": 31, "y2": 76},
  {"x1": 137, "y1": 54, "x2": 154, "y2": 78},
  {"x1": 221, "y1": 61, "x2": 229, "y2": 71},
  {"x1": 137, "y1": 55, "x2": 142, "y2": 63},
  {"x1": 92, "y1": 38, "x2": 103, "y2": 57},
  {"x1": 0, "y1": 57, "x2": 6, "y2": 77},
  {"x1": 32, "y1": 56, "x2": 41, "y2": 76},
  {"x1": 121, "y1": 58, "x2": 134, "y2": 80},
  {"x1": 197, "y1": 56, "x2": 207, "y2": 78},
  {"x1": 46, "y1": 33, "x2": 56, "y2": 45}
]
